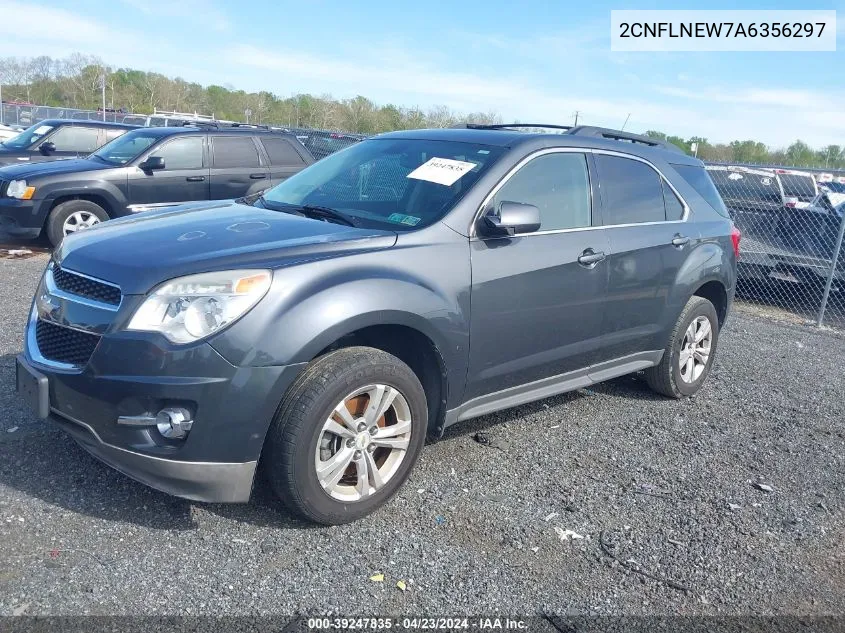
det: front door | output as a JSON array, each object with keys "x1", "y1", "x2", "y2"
[
  {"x1": 127, "y1": 135, "x2": 209, "y2": 209},
  {"x1": 465, "y1": 150, "x2": 611, "y2": 402}
]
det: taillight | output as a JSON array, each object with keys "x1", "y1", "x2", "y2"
[
  {"x1": 731, "y1": 225, "x2": 741, "y2": 260},
  {"x1": 784, "y1": 197, "x2": 798, "y2": 208}
]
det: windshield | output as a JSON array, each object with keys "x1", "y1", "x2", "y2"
[
  {"x1": 261, "y1": 138, "x2": 505, "y2": 230},
  {"x1": 1, "y1": 122, "x2": 55, "y2": 149},
  {"x1": 92, "y1": 130, "x2": 160, "y2": 165}
]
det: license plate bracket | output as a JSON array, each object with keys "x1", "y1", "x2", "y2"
[{"x1": 16, "y1": 356, "x2": 49, "y2": 420}]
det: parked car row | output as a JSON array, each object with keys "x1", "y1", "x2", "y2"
[
  {"x1": 0, "y1": 124, "x2": 315, "y2": 244},
  {"x1": 707, "y1": 164, "x2": 844, "y2": 289}
]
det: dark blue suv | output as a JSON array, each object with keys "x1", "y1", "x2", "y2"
[{"x1": 16, "y1": 124, "x2": 739, "y2": 524}]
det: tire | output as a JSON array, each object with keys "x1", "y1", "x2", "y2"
[
  {"x1": 645, "y1": 296, "x2": 720, "y2": 399},
  {"x1": 263, "y1": 346, "x2": 428, "y2": 525},
  {"x1": 46, "y1": 199, "x2": 109, "y2": 247}
]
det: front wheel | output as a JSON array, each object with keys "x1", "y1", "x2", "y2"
[
  {"x1": 262, "y1": 347, "x2": 428, "y2": 525},
  {"x1": 645, "y1": 296, "x2": 720, "y2": 398},
  {"x1": 46, "y1": 199, "x2": 109, "y2": 246}
]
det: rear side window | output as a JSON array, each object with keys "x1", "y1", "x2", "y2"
[
  {"x1": 675, "y1": 165, "x2": 730, "y2": 217},
  {"x1": 212, "y1": 136, "x2": 261, "y2": 168},
  {"x1": 493, "y1": 152, "x2": 591, "y2": 231},
  {"x1": 47, "y1": 126, "x2": 101, "y2": 152},
  {"x1": 261, "y1": 137, "x2": 306, "y2": 166},
  {"x1": 778, "y1": 174, "x2": 817, "y2": 201},
  {"x1": 595, "y1": 154, "x2": 664, "y2": 224}
]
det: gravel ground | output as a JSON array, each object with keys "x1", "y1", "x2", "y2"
[{"x1": 0, "y1": 247, "x2": 843, "y2": 617}]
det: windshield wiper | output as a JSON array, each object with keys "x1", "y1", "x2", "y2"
[
  {"x1": 297, "y1": 204, "x2": 357, "y2": 227},
  {"x1": 257, "y1": 199, "x2": 357, "y2": 227}
]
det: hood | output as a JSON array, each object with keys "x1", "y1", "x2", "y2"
[
  {"x1": 0, "y1": 157, "x2": 106, "y2": 179},
  {"x1": 55, "y1": 200, "x2": 398, "y2": 294}
]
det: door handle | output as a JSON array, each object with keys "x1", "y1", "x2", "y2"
[
  {"x1": 671, "y1": 235, "x2": 690, "y2": 247},
  {"x1": 577, "y1": 249, "x2": 606, "y2": 267},
  {"x1": 249, "y1": 173, "x2": 267, "y2": 180},
  {"x1": 186, "y1": 176, "x2": 206, "y2": 182}
]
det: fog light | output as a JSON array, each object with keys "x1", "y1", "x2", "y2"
[{"x1": 156, "y1": 407, "x2": 193, "y2": 439}]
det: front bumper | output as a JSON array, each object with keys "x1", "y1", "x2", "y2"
[
  {"x1": 0, "y1": 197, "x2": 46, "y2": 236},
  {"x1": 19, "y1": 265, "x2": 305, "y2": 502},
  {"x1": 52, "y1": 405, "x2": 256, "y2": 503}
]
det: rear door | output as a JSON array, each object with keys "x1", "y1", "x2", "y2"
[
  {"x1": 209, "y1": 135, "x2": 269, "y2": 200},
  {"x1": 258, "y1": 136, "x2": 310, "y2": 186},
  {"x1": 593, "y1": 152, "x2": 697, "y2": 362},
  {"x1": 127, "y1": 134, "x2": 209, "y2": 209}
]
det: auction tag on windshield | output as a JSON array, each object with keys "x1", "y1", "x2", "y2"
[{"x1": 407, "y1": 157, "x2": 476, "y2": 187}]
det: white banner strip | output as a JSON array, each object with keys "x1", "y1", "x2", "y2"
[{"x1": 611, "y1": 10, "x2": 837, "y2": 52}]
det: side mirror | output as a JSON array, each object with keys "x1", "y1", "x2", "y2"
[
  {"x1": 39, "y1": 141, "x2": 56, "y2": 156},
  {"x1": 478, "y1": 201, "x2": 541, "y2": 237},
  {"x1": 139, "y1": 156, "x2": 165, "y2": 172}
]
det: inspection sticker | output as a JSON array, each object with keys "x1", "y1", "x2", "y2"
[{"x1": 407, "y1": 157, "x2": 476, "y2": 187}]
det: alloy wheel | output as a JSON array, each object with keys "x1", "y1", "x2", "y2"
[
  {"x1": 678, "y1": 315, "x2": 713, "y2": 383},
  {"x1": 314, "y1": 384, "x2": 412, "y2": 502},
  {"x1": 63, "y1": 211, "x2": 101, "y2": 235}
]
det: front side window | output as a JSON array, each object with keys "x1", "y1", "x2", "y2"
[
  {"x1": 46, "y1": 126, "x2": 101, "y2": 153},
  {"x1": 492, "y1": 152, "x2": 591, "y2": 232},
  {"x1": 151, "y1": 136, "x2": 204, "y2": 170},
  {"x1": 92, "y1": 131, "x2": 160, "y2": 165},
  {"x1": 261, "y1": 138, "x2": 505, "y2": 230},
  {"x1": 1, "y1": 122, "x2": 55, "y2": 149},
  {"x1": 596, "y1": 154, "x2": 665, "y2": 225}
]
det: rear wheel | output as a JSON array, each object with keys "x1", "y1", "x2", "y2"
[
  {"x1": 263, "y1": 347, "x2": 427, "y2": 525},
  {"x1": 645, "y1": 296, "x2": 720, "y2": 398},
  {"x1": 46, "y1": 200, "x2": 109, "y2": 246}
]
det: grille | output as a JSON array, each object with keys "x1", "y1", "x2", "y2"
[
  {"x1": 52, "y1": 265, "x2": 121, "y2": 306},
  {"x1": 35, "y1": 319, "x2": 101, "y2": 366}
]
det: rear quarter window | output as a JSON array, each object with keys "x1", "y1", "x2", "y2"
[
  {"x1": 260, "y1": 137, "x2": 306, "y2": 166},
  {"x1": 676, "y1": 165, "x2": 731, "y2": 217}
]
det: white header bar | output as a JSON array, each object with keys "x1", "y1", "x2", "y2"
[{"x1": 611, "y1": 10, "x2": 837, "y2": 52}]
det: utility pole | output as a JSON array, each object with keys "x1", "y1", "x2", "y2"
[{"x1": 98, "y1": 73, "x2": 106, "y2": 121}]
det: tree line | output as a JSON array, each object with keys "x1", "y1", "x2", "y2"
[{"x1": 0, "y1": 53, "x2": 842, "y2": 169}]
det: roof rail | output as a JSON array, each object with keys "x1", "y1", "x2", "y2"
[
  {"x1": 179, "y1": 120, "x2": 279, "y2": 131},
  {"x1": 456, "y1": 123, "x2": 574, "y2": 132},
  {"x1": 568, "y1": 126, "x2": 685, "y2": 153}
]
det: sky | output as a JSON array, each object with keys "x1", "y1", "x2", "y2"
[{"x1": 0, "y1": 0, "x2": 843, "y2": 148}]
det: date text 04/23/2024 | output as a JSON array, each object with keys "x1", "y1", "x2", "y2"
[{"x1": 307, "y1": 618, "x2": 529, "y2": 630}]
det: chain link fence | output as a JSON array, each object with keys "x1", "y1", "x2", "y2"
[
  {"x1": 706, "y1": 164, "x2": 845, "y2": 328},
  {"x1": 4, "y1": 101, "x2": 845, "y2": 328}
]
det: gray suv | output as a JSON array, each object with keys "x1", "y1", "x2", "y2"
[{"x1": 16, "y1": 124, "x2": 739, "y2": 524}]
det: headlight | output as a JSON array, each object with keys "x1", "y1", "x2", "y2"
[
  {"x1": 7, "y1": 179, "x2": 35, "y2": 200},
  {"x1": 127, "y1": 270, "x2": 272, "y2": 344}
]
